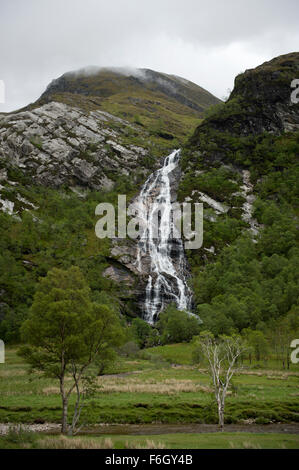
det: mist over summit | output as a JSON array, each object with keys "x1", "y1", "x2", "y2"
[{"x1": 38, "y1": 66, "x2": 220, "y2": 116}]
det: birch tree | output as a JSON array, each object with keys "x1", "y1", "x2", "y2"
[{"x1": 195, "y1": 331, "x2": 247, "y2": 430}]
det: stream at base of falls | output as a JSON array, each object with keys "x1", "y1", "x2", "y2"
[{"x1": 135, "y1": 149, "x2": 192, "y2": 324}]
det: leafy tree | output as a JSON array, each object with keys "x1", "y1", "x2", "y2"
[
  {"x1": 118, "y1": 340, "x2": 140, "y2": 357},
  {"x1": 19, "y1": 266, "x2": 123, "y2": 435},
  {"x1": 269, "y1": 309, "x2": 299, "y2": 369},
  {"x1": 96, "y1": 346, "x2": 117, "y2": 376},
  {"x1": 192, "y1": 231, "x2": 299, "y2": 334},
  {"x1": 157, "y1": 303, "x2": 201, "y2": 344},
  {"x1": 242, "y1": 328, "x2": 269, "y2": 363},
  {"x1": 131, "y1": 317, "x2": 153, "y2": 348},
  {"x1": 196, "y1": 303, "x2": 235, "y2": 336}
]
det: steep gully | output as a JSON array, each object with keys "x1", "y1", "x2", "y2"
[{"x1": 135, "y1": 149, "x2": 192, "y2": 324}]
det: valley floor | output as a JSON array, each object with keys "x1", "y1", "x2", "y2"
[{"x1": 0, "y1": 345, "x2": 298, "y2": 449}]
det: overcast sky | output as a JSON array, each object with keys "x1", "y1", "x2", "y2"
[{"x1": 0, "y1": 0, "x2": 298, "y2": 112}]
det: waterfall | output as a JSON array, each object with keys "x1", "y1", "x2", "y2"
[{"x1": 135, "y1": 149, "x2": 192, "y2": 324}]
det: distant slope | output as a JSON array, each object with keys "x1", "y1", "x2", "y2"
[{"x1": 30, "y1": 67, "x2": 221, "y2": 143}]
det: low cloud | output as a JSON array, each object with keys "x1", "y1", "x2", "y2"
[{"x1": 0, "y1": 0, "x2": 298, "y2": 111}]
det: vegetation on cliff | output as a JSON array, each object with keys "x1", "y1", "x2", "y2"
[{"x1": 178, "y1": 52, "x2": 299, "y2": 338}]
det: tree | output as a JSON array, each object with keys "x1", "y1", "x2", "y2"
[
  {"x1": 19, "y1": 266, "x2": 123, "y2": 435},
  {"x1": 193, "y1": 331, "x2": 247, "y2": 431},
  {"x1": 131, "y1": 317, "x2": 153, "y2": 348},
  {"x1": 157, "y1": 303, "x2": 201, "y2": 344},
  {"x1": 242, "y1": 328, "x2": 269, "y2": 364},
  {"x1": 270, "y1": 309, "x2": 299, "y2": 369},
  {"x1": 96, "y1": 347, "x2": 117, "y2": 376},
  {"x1": 118, "y1": 340, "x2": 140, "y2": 358}
]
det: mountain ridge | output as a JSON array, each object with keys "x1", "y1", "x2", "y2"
[{"x1": 39, "y1": 66, "x2": 220, "y2": 113}]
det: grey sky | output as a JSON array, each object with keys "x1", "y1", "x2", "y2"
[{"x1": 0, "y1": 0, "x2": 298, "y2": 111}]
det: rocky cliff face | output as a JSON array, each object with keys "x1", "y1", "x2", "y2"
[
  {"x1": 228, "y1": 53, "x2": 299, "y2": 134},
  {"x1": 190, "y1": 52, "x2": 299, "y2": 143},
  {"x1": 0, "y1": 101, "x2": 151, "y2": 192},
  {"x1": 0, "y1": 66, "x2": 221, "y2": 206},
  {"x1": 179, "y1": 52, "x2": 299, "y2": 266}
]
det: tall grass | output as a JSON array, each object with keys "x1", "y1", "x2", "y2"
[
  {"x1": 37, "y1": 436, "x2": 114, "y2": 449},
  {"x1": 125, "y1": 439, "x2": 166, "y2": 449}
]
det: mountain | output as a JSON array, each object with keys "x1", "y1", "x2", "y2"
[
  {"x1": 32, "y1": 67, "x2": 221, "y2": 141},
  {"x1": 0, "y1": 67, "x2": 220, "y2": 193},
  {"x1": 0, "y1": 67, "x2": 220, "y2": 338},
  {"x1": 0, "y1": 55, "x2": 298, "y2": 341},
  {"x1": 39, "y1": 67, "x2": 219, "y2": 112}
]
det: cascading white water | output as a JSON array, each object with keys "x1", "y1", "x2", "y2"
[{"x1": 136, "y1": 149, "x2": 192, "y2": 324}]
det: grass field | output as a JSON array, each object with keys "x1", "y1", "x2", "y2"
[
  {"x1": 0, "y1": 429, "x2": 298, "y2": 449},
  {"x1": 0, "y1": 346, "x2": 298, "y2": 428}
]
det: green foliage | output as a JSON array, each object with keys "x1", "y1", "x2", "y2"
[
  {"x1": 29, "y1": 136, "x2": 43, "y2": 150},
  {"x1": 118, "y1": 341, "x2": 140, "y2": 358},
  {"x1": 254, "y1": 200, "x2": 298, "y2": 256},
  {"x1": 268, "y1": 308, "x2": 299, "y2": 369},
  {"x1": 192, "y1": 235, "x2": 299, "y2": 335},
  {"x1": 96, "y1": 347, "x2": 118, "y2": 376},
  {"x1": 18, "y1": 266, "x2": 124, "y2": 433},
  {"x1": 179, "y1": 166, "x2": 241, "y2": 203},
  {"x1": 1, "y1": 426, "x2": 38, "y2": 448},
  {"x1": 187, "y1": 127, "x2": 299, "y2": 182},
  {"x1": 131, "y1": 317, "x2": 159, "y2": 348},
  {"x1": 156, "y1": 304, "x2": 201, "y2": 344},
  {"x1": 203, "y1": 97, "x2": 244, "y2": 121},
  {"x1": 133, "y1": 114, "x2": 144, "y2": 126},
  {"x1": 19, "y1": 266, "x2": 122, "y2": 374},
  {"x1": 0, "y1": 179, "x2": 141, "y2": 342},
  {"x1": 242, "y1": 329, "x2": 269, "y2": 362}
]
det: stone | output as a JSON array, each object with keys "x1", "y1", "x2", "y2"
[{"x1": 0, "y1": 101, "x2": 151, "y2": 190}]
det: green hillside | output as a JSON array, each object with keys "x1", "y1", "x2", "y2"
[
  {"x1": 179, "y1": 52, "x2": 299, "y2": 335},
  {"x1": 32, "y1": 67, "x2": 220, "y2": 143}
]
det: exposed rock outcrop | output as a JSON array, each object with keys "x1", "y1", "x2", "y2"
[
  {"x1": 190, "y1": 52, "x2": 299, "y2": 142},
  {"x1": 0, "y1": 101, "x2": 150, "y2": 191}
]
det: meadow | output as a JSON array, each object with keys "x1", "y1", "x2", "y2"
[
  {"x1": 0, "y1": 345, "x2": 298, "y2": 429},
  {"x1": 0, "y1": 429, "x2": 298, "y2": 449}
]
